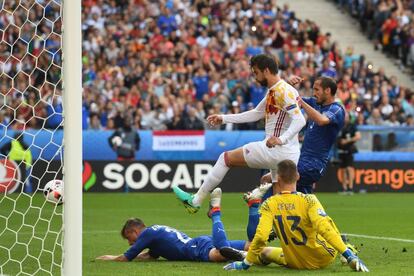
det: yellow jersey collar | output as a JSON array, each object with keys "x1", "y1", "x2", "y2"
[{"x1": 279, "y1": 191, "x2": 297, "y2": 195}]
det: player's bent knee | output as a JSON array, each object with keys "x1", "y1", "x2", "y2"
[
  {"x1": 225, "y1": 148, "x2": 248, "y2": 167},
  {"x1": 244, "y1": 241, "x2": 251, "y2": 251},
  {"x1": 220, "y1": 152, "x2": 230, "y2": 167},
  {"x1": 259, "y1": 250, "x2": 272, "y2": 266},
  {"x1": 260, "y1": 247, "x2": 286, "y2": 266}
]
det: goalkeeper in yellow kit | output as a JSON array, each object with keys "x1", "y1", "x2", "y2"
[{"x1": 224, "y1": 160, "x2": 369, "y2": 272}]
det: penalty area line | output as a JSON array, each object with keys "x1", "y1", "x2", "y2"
[
  {"x1": 81, "y1": 229, "x2": 414, "y2": 243},
  {"x1": 344, "y1": 233, "x2": 414, "y2": 243}
]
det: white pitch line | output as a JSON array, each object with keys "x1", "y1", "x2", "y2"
[
  {"x1": 81, "y1": 229, "x2": 245, "y2": 234},
  {"x1": 344, "y1": 233, "x2": 414, "y2": 243},
  {"x1": 83, "y1": 229, "x2": 414, "y2": 243},
  {"x1": 6, "y1": 228, "x2": 244, "y2": 236},
  {"x1": 9, "y1": 229, "x2": 414, "y2": 244}
]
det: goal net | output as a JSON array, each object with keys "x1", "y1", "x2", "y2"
[{"x1": 0, "y1": 0, "x2": 81, "y2": 275}]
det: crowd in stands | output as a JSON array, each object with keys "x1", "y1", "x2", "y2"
[
  {"x1": 1, "y1": 0, "x2": 414, "y2": 136},
  {"x1": 334, "y1": 0, "x2": 414, "y2": 75},
  {"x1": 0, "y1": 0, "x2": 62, "y2": 130}
]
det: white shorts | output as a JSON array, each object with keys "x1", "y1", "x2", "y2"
[{"x1": 242, "y1": 141, "x2": 300, "y2": 182}]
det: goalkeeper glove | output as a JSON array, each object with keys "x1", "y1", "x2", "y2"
[
  {"x1": 342, "y1": 248, "x2": 369, "y2": 272},
  {"x1": 223, "y1": 260, "x2": 251, "y2": 271}
]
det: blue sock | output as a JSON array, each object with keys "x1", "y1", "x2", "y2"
[
  {"x1": 228, "y1": 240, "x2": 246, "y2": 250},
  {"x1": 212, "y1": 212, "x2": 230, "y2": 249},
  {"x1": 247, "y1": 203, "x2": 260, "y2": 241}
]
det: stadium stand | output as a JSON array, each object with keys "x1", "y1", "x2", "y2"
[
  {"x1": 333, "y1": 0, "x2": 414, "y2": 76},
  {"x1": 2, "y1": 0, "x2": 413, "y2": 132}
]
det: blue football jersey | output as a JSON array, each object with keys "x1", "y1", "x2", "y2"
[
  {"x1": 123, "y1": 225, "x2": 214, "y2": 262},
  {"x1": 300, "y1": 97, "x2": 345, "y2": 166}
]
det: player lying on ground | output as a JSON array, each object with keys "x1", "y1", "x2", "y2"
[
  {"x1": 260, "y1": 76, "x2": 345, "y2": 194},
  {"x1": 224, "y1": 160, "x2": 369, "y2": 272},
  {"x1": 96, "y1": 188, "x2": 249, "y2": 263},
  {"x1": 173, "y1": 53, "x2": 306, "y2": 213}
]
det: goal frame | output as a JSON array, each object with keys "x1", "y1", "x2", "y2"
[{"x1": 62, "y1": 0, "x2": 82, "y2": 275}]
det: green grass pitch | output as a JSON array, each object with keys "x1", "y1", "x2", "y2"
[
  {"x1": 84, "y1": 193, "x2": 414, "y2": 276},
  {"x1": 1, "y1": 193, "x2": 414, "y2": 275}
]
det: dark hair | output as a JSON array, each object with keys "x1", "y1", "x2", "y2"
[
  {"x1": 121, "y1": 218, "x2": 145, "y2": 238},
  {"x1": 250, "y1": 54, "x2": 279, "y2": 74},
  {"x1": 277, "y1": 160, "x2": 298, "y2": 184},
  {"x1": 316, "y1": 77, "x2": 337, "y2": 96}
]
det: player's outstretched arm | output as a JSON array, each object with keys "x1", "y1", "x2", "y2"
[
  {"x1": 286, "y1": 75, "x2": 303, "y2": 86},
  {"x1": 342, "y1": 248, "x2": 369, "y2": 272},
  {"x1": 217, "y1": 96, "x2": 266, "y2": 125},
  {"x1": 223, "y1": 260, "x2": 251, "y2": 271},
  {"x1": 133, "y1": 252, "x2": 157, "y2": 261},
  {"x1": 206, "y1": 114, "x2": 223, "y2": 126},
  {"x1": 96, "y1": 252, "x2": 156, "y2": 262},
  {"x1": 96, "y1": 254, "x2": 128, "y2": 262}
]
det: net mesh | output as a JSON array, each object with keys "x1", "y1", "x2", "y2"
[{"x1": 0, "y1": 0, "x2": 63, "y2": 275}]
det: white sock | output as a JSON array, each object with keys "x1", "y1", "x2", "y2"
[{"x1": 192, "y1": 153, "x2": 229, "y2": 206}]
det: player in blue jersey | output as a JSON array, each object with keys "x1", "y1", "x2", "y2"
[
  {"x1": 259, "y1": 76, "x2": 345, "y2": 195},
  {"x1": 96, "y1": 188, "x2": 248, "y2": 262}
]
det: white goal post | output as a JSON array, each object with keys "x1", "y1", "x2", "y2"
[
  {"x1": 63, "y1": 0, "x2": 82, "y2": 275},
  {"x1": 0, "y1": 0, "x2": 82, "y2": 275}
]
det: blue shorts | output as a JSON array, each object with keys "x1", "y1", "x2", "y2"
[
  {"x1": 185, "y1": 236, "x2": 214, "y2": 262},
  {"x1": 185, "y1": 236, "x2": 246, "y2": 262},
  {"x1": 262, "y1": 160, "x2": 323, "y2": 200},
  {"x1": 296, "y1": 160, "x2": 325, "y2": 194}
]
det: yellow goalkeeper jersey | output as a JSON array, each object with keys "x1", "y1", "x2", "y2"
[{"x1": 246, "y1": 191, "x2": 347, "y2": 269}]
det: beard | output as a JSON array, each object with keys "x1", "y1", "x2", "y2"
[
  {"x1": 315, "y1": 98, "x2": 322, "y2": 105},
  {"x1": 315, "y1": 96, "x2": 326, "y2": 105},
  {"x1": 257, "y1": 78, "x2": 268, "y2": 87}
]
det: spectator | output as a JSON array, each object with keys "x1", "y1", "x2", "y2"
[
  {"x1": 140, "y1": 102, "x2": 157, "y2": 130},
  {"x1": 192, "y1": 68, "x2": 209, "y2": 101},
  {"x1": 246, "y1": 37, "x2": 263, "y2": 57},
  {"x1": 167, "y1": 114, "x2": 183, "y2": 130},
  {"x1": 403, "y1": 114, "x2": 414, "y2": 126},
  {"x1": 318, "y1": 58, "x2": 337, "y2": 78},
  {"x1": 385, "y1": 112, "x2": 401, "y2": 126},
  {"x1": 385, "y1": 132, "x2": 398, "y2": 151},
  {"x1": 388, "y1": 76, "x2": 400, "y2": 99},
  {"x1": 402, "y1": 92, "x2": 414, "y2": 117},
  {"x1": 373, "y1": 133, "x2": 384, "y2": 151},
  {"x1": 336, "y1": 0, "x2": 414, "y2": 75},
  {"x1": 196, "y1": 30, "x2": 211, "y2": 48},
  {"x1": 89, "y1": 113, "x2": 103, "y2": 130},
  {"x1": 379, "y1": 95, "x2": 394, "y2": 118},
  {"x1": 367, "y1": 108, "x2": 385, "y2": 125},
  {"x1": 157, "y1": 7, "x2": 177, "y2": 36},
  {"x1": 179, "y1": 107, "x2": 204, "y2": 130},
  {"x1": 108, "y1": 117, "x2": 140, "y2": 161}
]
